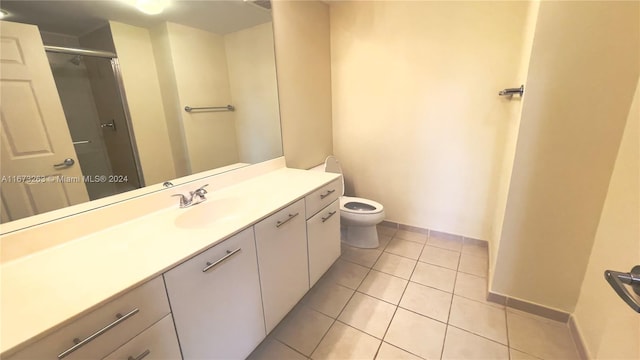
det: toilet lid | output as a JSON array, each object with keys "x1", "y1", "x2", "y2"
[{"x1": 324, "y1": 156, "x2": 345, "y2": 196}]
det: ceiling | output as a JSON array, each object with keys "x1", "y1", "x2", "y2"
[{"x1": 0, "y1": 0, "x2": 272, "y2": 37}]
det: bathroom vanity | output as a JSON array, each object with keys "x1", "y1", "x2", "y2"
[{"x1": 0, "y1": 158, "x2": 342, "y2": 360}]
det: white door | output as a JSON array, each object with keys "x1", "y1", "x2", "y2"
[{"x1": 0, "y1": 21, "x2": 89, "y2": 223}]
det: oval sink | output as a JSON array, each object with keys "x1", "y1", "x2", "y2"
[{"x1": 174, "y1": 197, "x2": 245, "y2": 229}]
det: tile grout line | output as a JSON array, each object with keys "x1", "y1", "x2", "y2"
[
  {"x1": 440, "y1": 236, "x2": 461, "y2": 360},
  {"x1": 308, "y1": 229, "x2": 394, "y2": 359},
  {"x1": 273, "y1": 338, "x2": 314, "y2": 359},
  {"x1": 373, "y1": 229, "x2": 427, "y2": 359}
]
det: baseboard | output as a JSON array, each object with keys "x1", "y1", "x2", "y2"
[
  {"x1": 487, "y1": 291, "x2": 570, "y2": 323},
  {"x1": 398, "y1": 223, "x2": 430, "y2": 235},
  {"x1": 379, "y1": 220, "x2": 399, "y2": 229},
  {"x1": 568, "y1": 315, "x2": 590, "y2": 360},
  {"x1": 378, "y1": 221, "x2": 490, "y2": 246}
]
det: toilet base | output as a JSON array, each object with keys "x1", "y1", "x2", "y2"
[{"x1": 341, "y1": 225, "x2": 380, "y2": 249}]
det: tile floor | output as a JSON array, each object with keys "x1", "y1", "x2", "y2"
[{"x1": 248, "y1": 226, "x2": 581, "y2": 360}]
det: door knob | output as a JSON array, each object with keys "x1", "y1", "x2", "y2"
[{"x1": 53, "y1": 158, "x2": 75, "y2": 168}]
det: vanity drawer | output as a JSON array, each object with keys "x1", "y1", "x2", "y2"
[
  {"x1": 7, "y1": 277, "x2": 170, "y2": 360},
  {"x1": 305, "y1": 177, "x2": 342, "y2": 219},
  {"x1": 102, "y1": 315, "x2": 181, "y2": 360}
]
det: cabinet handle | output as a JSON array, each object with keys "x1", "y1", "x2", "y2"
[
  {"x1": 58, "y1": 308, "x2": 140, "y2": 359},
  {"x1": 276, "y1": 212, "x2": 299, "y2": 228},
  {"x1": 320, "y1": 189, "x2": 335, "y2": 199},
  {"x1": 128, "y1": 349, "x2": 151, "y2": 360},
  {"x1": 202, "y1": 248, "x2": 242, "y2": 272},
  {"x1": 321, "y1": 211, "x2": 337, "y2": 223}
]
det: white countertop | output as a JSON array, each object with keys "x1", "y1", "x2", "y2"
[{"x1": 0, "y1": 167, "x2": 340, "y2": 356}]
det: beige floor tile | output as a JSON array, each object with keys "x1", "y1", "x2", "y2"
[
  {"x1": 338, "y1": 292, "x2": 397, "y2": 338},
  {"x1": 510, "y1": 348, "x2": 541, "y2": 359},
  {"x1": 442, "y1": 326, "x2": 509, "y2": 360},
  {"x1": 323, "y1": 259, "x2": 370, "y2": 290},
  {"x1": 376, "y1": 342, "x2": 422, "y2": 360},
  {"x1": 453, "y1": 272, "x2": 503, "y2": 308},
  {"x1": 311, "y1": 321, "x2": 381, "y2": 360},
  {"x1": 358, "y1": 270, "x2": 408, "y2": 305},
  {"x1": 385, "y1": 238, "x2": 424, "y2": 260},
  {"x1": 461, "y1": 239, "x2": 488, "y2": 258},
  {"x1": 394, "y1": 229, "x2": 427, "y2": 244},
  {"x1": 400, "y1": 281, "x2": 452, "y2": 323},
  {"x1": 384, "y1": 308, "x2": 446, "y2": 360},
  {"x1": 507, "y1": 310, "x2": 580, "y2": 359},
  {"x1": 419, "y1": 245, "x2": 460, "y2": 270},
  {"x1": 378, "y1": 234, "x2": 393, "y2": 250},
  {"x1": 247, "y1": 338, "x2": 307, "y2": 360},
  {"x1": 458, "y1": 253, "x2": 488, "y2": 277},
  {"x1": 341, "y1": 244, "x2": 383, "y2": 268},
  {"x1": 274, "y1": 306, "x2": 333, "y2": 356},
  {"x1": 410, "y1": 262, "x2": 456, "y2": 292},
  {"x1": 303, "y1": 278, "x2": 355, "y2": 318},
  {"x1": 448, "y1": 296, "x2": 508, "y2": 344},
  {"x1": 378, "y1": 225, "x2": 397, "y2": 237},
  {"x1": 373, "y1": 252, "x2": 418, "y2": 279},
  {"x1": 427, "y1": 232, "x2": 463, "y2": 252}
]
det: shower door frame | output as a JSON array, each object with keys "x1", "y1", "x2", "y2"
[{"x1": 44, "y1": 45, "x2": 146, "y2": 187}]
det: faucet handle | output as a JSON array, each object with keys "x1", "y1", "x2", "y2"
[
  {"x1": 193, "y1": 184, "x2": 208, "y2": 198},
  {"x1": 171, "y1": 194, "x2": 191, "y2": 208}
]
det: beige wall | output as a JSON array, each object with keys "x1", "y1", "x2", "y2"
[
  {"x1": 573, "y1": 77, "x2": 639, "y2": 360},
  {"x1": 225, "y1": 22, "x2": 283, "y2": 164},
  {"x1": 149, "y1": 23, "x2": 190, "y2": 178},
  {"x1": 330, "y1": 1, "x2": 528, "y2": 239},
  {"x1": 109, "y1": 21, "x2": 176, "y2": 186},
  {"x1": 272, "y1": 0, "x2": 333, "y2": 170},
  {"x1": 488, "y1": 0, "x2": 540, "y2": 284},
  {"x1": 491, "y1": 1, "x2": 640, "y2": 312},
  {"x1": 163, "y1": 22, "x2": 239, "y2": 173}
]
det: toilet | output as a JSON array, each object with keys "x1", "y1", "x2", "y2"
[{"x1": 324, "y1": 156, "x2": 385, "y2": 248}]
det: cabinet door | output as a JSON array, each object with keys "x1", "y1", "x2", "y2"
[
  {"x1": 307, "y1": 200, "x2": 341, "y2": 287},
  {"x1": 163, "y1": 228, "x2": 265, "y2": 360},
  {"x1": 102, "y1": 315, "x2": 181, "y2": 360},
  {"x1": 254, "y1": 199, "x2": 308, "y2": 333}
]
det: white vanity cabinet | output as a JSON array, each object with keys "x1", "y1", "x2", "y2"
[
  {"x1": 307, "y1": 199, "x2": 341, "y2": 287},
  {"x1": 254, "y1": 199, "x2": 308, "y2": 333},
  {"x1": 163, "y1": 227, "x2": 265, "y2": 360},
  {"x1": 5, "y1": 277, "x2": 172, "y2": 360},
  {"x1": 102, "y1": 315, "x2": 181, "y2": 360}
]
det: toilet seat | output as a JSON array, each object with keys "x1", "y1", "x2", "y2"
[{"x1": 340, "y1": 196, "x2": 384, "y2": 214}]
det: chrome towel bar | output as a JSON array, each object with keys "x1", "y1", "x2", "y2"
[
  {"x1": 184, "y1": 105, "x2": 235, "y2": 112},
  {"x1": 499, "y1": 85, "x2": 524, "y2": 97}
]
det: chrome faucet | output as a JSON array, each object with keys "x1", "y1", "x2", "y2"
[{"x1": 172, "y1": 184, "x2": 209, "y2": 208}]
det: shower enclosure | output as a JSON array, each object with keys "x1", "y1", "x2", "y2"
[{"x1": 45, "y1": 46, "x2": 142, "y2": 200}]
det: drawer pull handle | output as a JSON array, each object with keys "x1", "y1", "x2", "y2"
[
  {"x1": 321, "y1": 211, "x2": 337, "y2": 222},
  {"x1": 203, "y1": 248, "x2": 242, "y2": 272},
  {"x1": 128, "y1": 349, "x2": 151, "y2": 360},
  {"x1": 320, "y1": 189, "x2": 336, "y2": 199},
  {"x1": 276, "y1": 212, "x2": 299, "y2": 228},
  {"x1": 58, "y1": 308, "x2": 140, "y2": 359}
]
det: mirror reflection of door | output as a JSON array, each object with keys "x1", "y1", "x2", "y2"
[
  {"x1": 47, "y1": 52, "x2": 142, "y2": 200},
  {"x1": 0, "y1": 21, "x2": 89, "y2": 222}
]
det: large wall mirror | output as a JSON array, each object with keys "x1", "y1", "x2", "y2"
[{"x1": 0, "y1": 0, "x2": 282, "y2": 227}]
